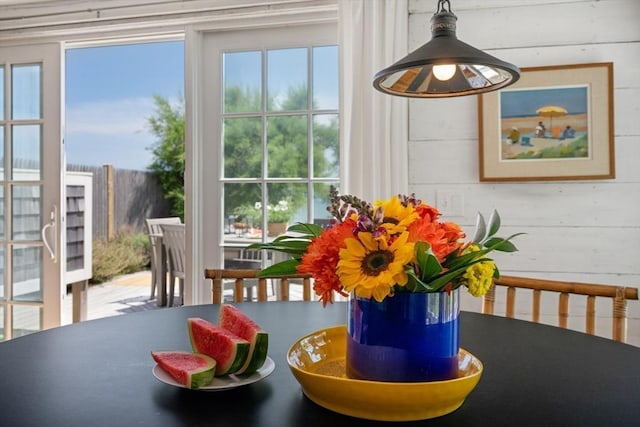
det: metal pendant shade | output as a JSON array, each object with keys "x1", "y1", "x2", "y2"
[{"x1": 373, "y1": 0, "x2": 520, "y2": 98}]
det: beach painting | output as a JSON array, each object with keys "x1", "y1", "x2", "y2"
[
  {"x1": 479, "y1": 62, "x2": 613, "y2": 182},
  {"x1": 499, "y1": 86, "x2": 589, "y2": 161}
]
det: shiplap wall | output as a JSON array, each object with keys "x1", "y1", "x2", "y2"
[{"x1": 407, "y1": 0, "x2": 640, "y2": 289}]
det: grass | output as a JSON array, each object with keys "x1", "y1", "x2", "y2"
[{"x1": 91, "y1": 227, "x2": 151, "y2": 283}]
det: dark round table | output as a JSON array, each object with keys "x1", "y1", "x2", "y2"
[{"x1": 1, "y1": 302, "x2": 638, "y2": 426}]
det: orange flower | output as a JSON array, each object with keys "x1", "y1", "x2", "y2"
[
  {"x1": 297, "y1": 218, "x2": 356, "y2": 306},
  {"x1": 407, "y1": 210, "x2": 465, "y2": 262},
  {"x1": 414, "y1": 203, "x2": 441, "y2": 222}
]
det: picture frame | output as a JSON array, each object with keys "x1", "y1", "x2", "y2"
[{"x1": 478, "y1": 62, "x2": 614, "y2": 182}]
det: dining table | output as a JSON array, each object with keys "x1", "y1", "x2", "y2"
[{"x1": 1, "y1": 301, "x2": 639, "y2": 426}]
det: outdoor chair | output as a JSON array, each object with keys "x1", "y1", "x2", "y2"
[
  {"x1": 482, "y1": 275, "x2": 639, "y2": 342},
  {"x1": 204, "y1": 269, "x2": 312, "y2": 303},
  {"x1": 159, "y1": 223, "x2": 185, "y2": 307},
  {"x1": 145, "y1": 217, "x2": 181, "y2": 303}
]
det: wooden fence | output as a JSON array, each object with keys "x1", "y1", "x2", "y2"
[{"x1": 66, "y1": 164, "x2": 172, "y2": 238}]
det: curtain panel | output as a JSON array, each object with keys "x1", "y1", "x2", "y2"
[{"x1": 338, "y1": 0, "x2": 409, "y2": 201}]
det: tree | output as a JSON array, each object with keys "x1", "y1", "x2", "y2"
[
  {"x1": 223, "y1": 84, "x2": 339, "y2": 222},
  {"x1": 146, "y1": 86, "x2": 338, "y2": 223},
  {"x1": 147, "y1": 94, "x2": 185, "y2": 219}
]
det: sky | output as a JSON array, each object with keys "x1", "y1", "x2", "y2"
[
  {"x1": 65, "y1": 41, "x2": 184, "y2": 171},
  {"x1": 64, "y1": 41, "x2": 337, "y2": 171},
  {"x1": 500, "y1": 86, "x2": 588, "y2": 118}
]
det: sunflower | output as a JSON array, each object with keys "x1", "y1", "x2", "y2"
[
  {"x1": 337, "y1": 231, "x2": 415, "y2": 302},
  {"x1": 374, "y1": 196, "x2": 419, "y2": 235}
]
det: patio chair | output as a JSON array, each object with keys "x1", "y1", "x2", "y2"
[
  {"x1": 482, "y1": 275, "x2": 639, "y2": 342},
  {"x1": 204, "y1": 268, "x2": 312, "y2": 303},
  {"x1": 145, "y1": 217, "x2": 181, "y2": 302},
  {"x1": 159, "y1": 223, "x2": 185, "y2": 307}
]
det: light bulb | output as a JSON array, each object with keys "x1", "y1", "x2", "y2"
[{"x1": 433, "y1": 64, "x2": 457, "y2": 81}]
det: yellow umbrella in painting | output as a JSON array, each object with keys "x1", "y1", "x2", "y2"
[{"x1": 536, "y1": 105, "x2": 568, "y2": 133}]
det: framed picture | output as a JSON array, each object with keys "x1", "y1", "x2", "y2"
[{"x1": 478, "y1": 62, "x2": 614, "y2": 181}]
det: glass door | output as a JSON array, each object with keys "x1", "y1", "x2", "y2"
[
  {"x1": 194, "y1": 23, "x2": 339, "y2": 303},
  {"x1": 0, "y1": 44, "x2": 63, "y2": 340}
]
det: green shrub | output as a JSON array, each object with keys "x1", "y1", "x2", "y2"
[{"x1": 91, "y1": 229, "x2": 150, "y2": 283}]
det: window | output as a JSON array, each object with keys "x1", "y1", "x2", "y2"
[
  {"x1": 221, "y1": 43, "x2": 339, "y2": 245},
  {"x1": 196, "y1": 23, "x2": 338, "y2": 297}
]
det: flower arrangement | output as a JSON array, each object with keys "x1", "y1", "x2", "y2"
[{"x1": 249, "y1": 188, "x2": 521, "y2": 306}]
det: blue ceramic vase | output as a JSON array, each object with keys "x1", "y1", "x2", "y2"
[{"x1": 346, "y1": 289, "x2": 460, "y2": 382}]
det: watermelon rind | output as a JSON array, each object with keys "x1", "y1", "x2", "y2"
[
  {"x1": 187, "y1": 317, "x2": 250, "y2": 376},
  {"x1": 151, "y1": 350, "x2": 216, "y2": 389},
  {"x1": 218, "y1": 304, "x2": 269, "y2": 375}
]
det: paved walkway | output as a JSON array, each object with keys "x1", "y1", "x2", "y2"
[
  {"x1": 62, "y1": 270, "x2": 640, "y2": 347},
  {"x1": 62, "y1": 271, "x2": 161, "y2": 325},
  {"x1": 61, "y1": 270, "x2": 308, "y2": 325}
]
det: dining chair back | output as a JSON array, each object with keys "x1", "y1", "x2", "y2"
[
  {"x1": 159, "y1": 223, "x2": 185, "y2": 307},
  {"x1": 204, "y1": 268, "x2": 312, "y2": 303},
  {"x1": 482, "y1": 275, "x2": 639, "y2": 342},
  {"x1": 145, "y1": 217, "x2": 181, "y2": 300}
]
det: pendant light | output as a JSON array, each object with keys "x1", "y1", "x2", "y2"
[{"x1": 373, "y1": 0, "x2": 520, "y2": 98}]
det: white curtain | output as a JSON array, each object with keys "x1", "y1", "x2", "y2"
[{"x1": 338, "y1": 0, "x2": 409, "y2": 202}]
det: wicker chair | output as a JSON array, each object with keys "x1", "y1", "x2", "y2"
[
  {"x1": 204, "y1": 269, "x2": 312, "y2": 303},
  {"x1": 482, "y1": 275, "x2": 639, "y2": 342}
]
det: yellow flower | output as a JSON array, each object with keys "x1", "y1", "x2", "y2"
[
  {"x1": 462, "y1": 245, "x2": 496, "y2": 297},
  {"x1": 374, "y1": 196, "x2": 419, "y2": 235},
  {"x1": 337, "y1": 231, "x2": 415, "y2": 302}
]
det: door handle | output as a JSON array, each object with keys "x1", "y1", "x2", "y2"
[{"x1": 42, "y1": 205, "x2": 57, "y2": 262}]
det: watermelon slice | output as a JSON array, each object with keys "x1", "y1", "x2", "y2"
[
  {"x1": 151, "y1": 350, "x2": 216, "y2": 389},
  {"x1": 219, "y1": 304, "x2": 269, "y2": 375},
  {"x1": 187, "y1": 317, "x2": 250, "y2": 376}
]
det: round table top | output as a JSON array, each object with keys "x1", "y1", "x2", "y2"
[{"x1": 1, "y1": 301, "x2": 639, "y2": 426}]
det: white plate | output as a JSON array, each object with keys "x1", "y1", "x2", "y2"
[{"x1": 153, "y1": 357, "x2": 275, "y2": 391}]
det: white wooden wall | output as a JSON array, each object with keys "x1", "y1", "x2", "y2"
[{"x1": 407, "y1": 0, "x2": 640, "y2": 289}]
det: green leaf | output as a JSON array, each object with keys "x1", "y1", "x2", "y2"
[
  {"x1": 247, "y1": 242, "x2": 306, "y2": 253},
  {"x1": 445, "y1": 248, "x2": 491, "y2": 270},
  {"x1": 287, "y1": 222, "x2": 323, "y2": 237},
  {"x1": 414, "y1": 241, "x2": 431, "y2": 268},
  {"x1": 246, "y1": 240, "x2": 310, "y2": 259},
  {"x1": 421, "y1": 254, "x2": 443, "y2": 281},
  {"x1": 486, "y1": 210, "x2": 501, "y2": 239},
  {"x1": 413, "y1": 242, "x2": 444, "y2": 281},
  {"x1": 484, "y1": 232, "x2": 525, "y2": 252},
  {"x1": 420, "y1": 257, "x2": 492, "y2": 292},
  {"x1": 471, "y1": 212, "x2": 487, "y2": 244},
  {"x1": 255, "y1": 259, "x2": 300, "y2": 277},
  {"x1": 405, "y1": 270, "x2": 430, "y2": 292},
  {"x1": 484, "y1": 238, "x2": 519, "y2": 252}
]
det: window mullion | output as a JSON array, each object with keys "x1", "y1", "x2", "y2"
[{"x1": 261, "y1": 48, "x2": 269, "y2": 237}]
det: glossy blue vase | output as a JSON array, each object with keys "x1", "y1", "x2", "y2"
[{"x1": 346, "y1": 289, "x2": 460, "y2": 382}]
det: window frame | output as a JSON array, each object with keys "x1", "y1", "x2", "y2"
[
  {"x1": 220, "y1": 44, "x2": 339, "y2": 240},
  {"x1": 191, "y1": 22, "x2": 338, "y2": 304}
]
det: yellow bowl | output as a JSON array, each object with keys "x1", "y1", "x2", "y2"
[{"x1": 287, "y1": 325, "x2": 483, "y2": 421}]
